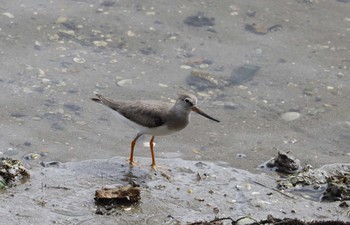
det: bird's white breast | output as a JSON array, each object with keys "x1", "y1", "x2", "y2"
[{"x1": 140, "y1": 124, "x2": 180, "y2": 136}]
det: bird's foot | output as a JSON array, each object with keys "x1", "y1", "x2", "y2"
[
  {"x1": 151, "y1": 163, "x2": 157, "y2": 171},
  {"x1": 128, "y1": 160, "x2": 139, "y2": 167}
]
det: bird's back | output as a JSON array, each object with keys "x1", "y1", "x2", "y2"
[{"x1": 92, "y1": 94, "x2": 172, "y2": 128}]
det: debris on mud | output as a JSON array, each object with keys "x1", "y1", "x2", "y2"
[
  {"x1": 94, "y1": 185, "x2": 141, "y2": 215},
  {"x1": 0, "y1": 157, "x2": 30, "y2": 189},
  {"x1": 245, "y1": 23, "x2": 282, "y2": 34},
  {"x1": 187, "y1": 69, "x2": 220, "y2": 90},
  {"x1": 276, "y1": 164, "x2": 350, "y2": 201},
  {"x1": 187, "y1": 215, "x2": 350, "y2": 225},
  {"x1": 263, "y1": 151, "x2": 301, "y2": 174},
  {"x1": 261, "y1": 151, "x2": 350, "y2": 202}
]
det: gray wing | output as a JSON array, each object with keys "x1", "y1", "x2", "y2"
[
  {"x1": 117, "y1": 101, "x2": 171, "y2": 128},
  {"x1": 93, "y1": 95, "x2": 171, "y2": 128}
]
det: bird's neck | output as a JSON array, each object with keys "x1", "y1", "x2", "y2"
[{"x1": 169, "y1": 104, "x2": 191, "y2": 120}]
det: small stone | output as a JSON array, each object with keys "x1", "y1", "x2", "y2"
[
  {"x1": 32, "y1": 116, "x2": 42, "y2": 121},
  {"x1": 38, "y1": 68, "x2": 45, "y2": 77},
  {"x1": 3, "y1": 12, "x2": 14, "y2": 18},
  {"x1": 127, "y1": 30, "x2": 136, "y2": 37},
  {"x1": 73, "y1": 56, "x2": 86, "y2": 64},
  {"x1": 281, "y1": 112, "x2": 301, "y2": 122},
  {"x1": 117, "y1": 79, "x2": 132, "y2": 87},
  {"x1": 34, "y1": 41, "x2": 41, "y2": 50},
  {"x1": 158, "y1": 83, "x2": 168, "y2": 88},
  {"x1": 93, "y1": 41, "x2": 108, "y2": 47},
  {"x1": 199, "y1": 63, "x2": 209, "y2": 69},
  {"x1": 236, "y1": 217, "x2": 256, "y2": 225},
  {"x1": 11, "y1": 112, "x2": 26, "y2": 118},
  {"x1": 41, "y1": 78, "x2": 51, "y2": 84},
  {"x1": 55, "y1": 16, "x2": 68, "y2": 24},
  {"x1": 180, "y1": 65, "x2": 192, "y2": 70}
]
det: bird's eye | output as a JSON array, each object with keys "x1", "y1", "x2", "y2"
[{"x1": 184, "y1": 98, "x2": 193, "y2": 106}]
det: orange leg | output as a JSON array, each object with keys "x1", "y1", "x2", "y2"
[
  {"x1": 150, "y1": 136, "x2": 156, "y2": 170},
  {"x1": 130, "y1": 134, "x2": 142, "y2": 166}
]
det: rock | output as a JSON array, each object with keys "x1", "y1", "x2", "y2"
[
  {"x1": 231, "y1": 64, "x2": 260, "y2": 85},
  {"x1": 184, "y1": 12, "x2": 215, "y2": 27},
  {"x1": 281, "y1": 112, "x2": 301, "y2": 122},
  {"x1": 117, "y1": 79, "x2": 132, "y2": 87}
]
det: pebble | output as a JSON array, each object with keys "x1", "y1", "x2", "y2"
[
  {"x1": 127, "y1": 30, "x2": 136, "y2": 37},
  {"x1": 117, "y1": 79, "x2": 132, "y2": 87},
  {"x1": 3, "y1": 12, "x2": 14, "y2": 18},
  {"x1": 93, "y1": 41, "x2": 108, "y2": 47},
  {"x1": 199, "y1": 63, "x2": 209, "y2": 69},
  {"x1": 11, "y1": 112, "x2": 26, "y2": 118},
  {"x1": 236, "y1": 217, "x2": 256, "y2": 225},
  {"x1": 180, "y1": 65, "x2": 192, "y2": 70},
  {"x1": 73, "y1": 56, "x2": 86, "y2": 64},
  {"x1": 55, "y1": 16, "x2": 68, "y2": 24},
  {"x1": 42, "y1": 78, "x2": 51, "y2": 84},
  {"x1": 38, "y1": 68, "x2": 46, "y2": 77},
  {"x1": 158, "y1": 83, "x2": 168, "y2": 88},
  {"x1": 281, "y1": 112, "x2": 301, "y2": 122}
]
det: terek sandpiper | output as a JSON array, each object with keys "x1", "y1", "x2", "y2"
[{"x1": 91, "y1": 93, "x2": 219, "y2": 169}]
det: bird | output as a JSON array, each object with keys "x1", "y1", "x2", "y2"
[{"x1": 91, "y1": 93, "x2": 220, "y2": 169}]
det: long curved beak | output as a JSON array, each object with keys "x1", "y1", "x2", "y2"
[{"x1": 192, "y1": 107, "x2": 220, "y2": 122}]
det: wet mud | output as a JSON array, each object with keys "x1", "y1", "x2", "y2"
[{"x1": 1, "y1": 157, "x2": 349, "y2": 224}]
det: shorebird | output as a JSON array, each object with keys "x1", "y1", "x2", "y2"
[{"x1": 91, "y1": 93, "x2": 220, "y2": 169}]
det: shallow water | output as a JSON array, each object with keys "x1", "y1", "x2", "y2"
[{"x1": 1, "y1": 0, "x2": 350, "y2": 223}]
